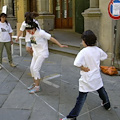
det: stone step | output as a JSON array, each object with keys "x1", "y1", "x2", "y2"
[
  {"x1": 13, "y1": 40, "x2": 83, "y2": 57},
  {"x1": 48, "y1": 42, "x2": 83, "y2": 57}
]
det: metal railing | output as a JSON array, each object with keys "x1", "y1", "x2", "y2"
[{"x1": 12, "y1": 36, "x2": 25, "y2": 56}]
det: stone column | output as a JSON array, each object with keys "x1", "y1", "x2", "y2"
[
  {"x1": 16, "y1": 0, "x2": 25, "y2": 35},
  {"x1": 90, "y1": 0, "x2": 99, "y2": 8},
  {"x1": 37, "y1": 0, "x2": 55, "y2": 32},
  {"x1": 98, "y1": 0, "x2": 114, "y2": 66},
  {"x1": 37, "y1": 0, "x2": 49, "y2": 14},
  {"x1": 82, "y1": 0, "x2": 101, "y2": 42},
  {"x1": 82, "y1": 0, "x2": 116, "y2": 66},
  {"x1": 49, "y1": 0, "x2": 53, "y2": 14},
  {"x1": 116, "y1": 20, "x2": 120, "y2": 65}
]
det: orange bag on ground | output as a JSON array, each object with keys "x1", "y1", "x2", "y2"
[{"x1": 100, "y1": 66, "x2": 118, "y2": 76}]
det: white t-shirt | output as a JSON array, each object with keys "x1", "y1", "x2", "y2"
[
  {"x1": 0, "y1": 22, "x2": 13, "y2": 42},
  {"x1": 30, "y1": 29, "x2": 51, "y2": 58},
  {"x1": 20, "y1": 19, "x2": 40, "y2": 42},
  {"x1": 74, "y1": 46, "x2": 107, "y2": 92}
]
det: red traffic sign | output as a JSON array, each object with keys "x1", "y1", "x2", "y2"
[{"x1": 108, "y1": 0, "x2": 120, "y2": 20}]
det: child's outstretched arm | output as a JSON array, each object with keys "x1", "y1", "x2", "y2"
[
  {"x1": 50, "y1": 37, "x2": 68, "y2": 48},
  {"x1": 15, "y1": 31, "x2": 23, "y2": 42},
  {"x1": 80, "y1": 66, "x2": 90, "y2": 72}
]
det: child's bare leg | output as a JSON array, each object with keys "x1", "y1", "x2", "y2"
[
  {"x1": 34, "y1": 79, "x2": 40, "y2": 86},
  {"x1": 26, "y1": 47, "x2": 33, "y2": 56}
]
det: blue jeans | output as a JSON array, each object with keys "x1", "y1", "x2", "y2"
[{"x1": 67, "y1": 87, "x2": 110, "y2": 120}]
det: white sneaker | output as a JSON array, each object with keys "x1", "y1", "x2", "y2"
[
  {"x1": 60, "y1": 118, "x2": 69, "y2": 120},
  {"x1": 27, "y1": 83, "x2": 35, "y2": 90},
  {"x1": 29, "y1": 87, "x2": 40, "y2": 94},
  {"x1": 60, "y1": 118, "x2": 75, "y2": 120},
  {"x1": 101, "y1": 102, "x2": 111, "y2": 110}
]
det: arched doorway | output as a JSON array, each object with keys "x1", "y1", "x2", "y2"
[{"x1": 54, "y1": 0, "x2": 72, "y2": 29}]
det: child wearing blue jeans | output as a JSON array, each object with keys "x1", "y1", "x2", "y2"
[{"x1": 60, "y1": 30, "x2": 111, "y2": 120}]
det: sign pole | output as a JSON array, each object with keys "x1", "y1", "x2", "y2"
[
  {"x1": 112, "y1": 20, "x2": 117, "y2": 66},
  {"x1": 108, "y1": 0, "x2": 120, "y2": 66}
]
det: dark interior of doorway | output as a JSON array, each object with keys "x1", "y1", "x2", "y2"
[
  {"x1": 75, "y1": 0, "x2": 89, "y2": 33},
  {"x1": 28, "y1": 0, "x2": 37, "y2": 12}
]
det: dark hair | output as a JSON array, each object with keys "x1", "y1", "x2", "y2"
[
  {"x1": 81, "y1": 30, "x2": 97, "y2": 46},
  {"x1": 24, "y1": 12, "x2": 33, "y2": 25},
  {"x1": 0, "y1": 13, "x2": 8, "y2": 25},
  {"x1": 24, "y1": 12, "x2": 31, "y2": 18},
  {"x1": 25, "y1": 22, "x2": 39, "y2": 30},
  {"x1": 25, "y1": 16, "x2": 33, "y2": 25}
]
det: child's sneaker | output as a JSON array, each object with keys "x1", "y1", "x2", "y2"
[
  {"x1": 60, "y1": 117, "x2": 75, "y2": 120},
  {"x1": 10, "y1": 63, "x2": 16, "y2": 67},
  {"x1": 27, "y1": 83, "x2": 35, "y2": 90},
  {"x1": 101, "y1": 102, "x2": 111, "y2": 110},
  {"x1": 29, "y1": 87, "x2": 40, "y2": 94}
]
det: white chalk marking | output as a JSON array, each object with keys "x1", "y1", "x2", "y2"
[{"x1": 42, "y1": 74, "x2": 61, "y2": 88}]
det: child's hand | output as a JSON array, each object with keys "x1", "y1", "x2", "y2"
[
  {"x1": 11, "y1": 40, "x2": 13, "y2": 45},
  {"x1": 60, "y1": 45, "x2": 68, "y2": 48},
  {"x1": 80, "y1": 66, "x2": 90, "y2": 72},
  {"x1": 15, "y1": 38, "x2": 19, "y2": 42}
]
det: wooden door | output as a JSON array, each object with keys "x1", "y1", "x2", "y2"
[
  {"x1": 29, "y1": 0, "x2": 37, "y2": 12},
  {"x1": 54, "y1": 0, "x2": 72, "y2": 29}
]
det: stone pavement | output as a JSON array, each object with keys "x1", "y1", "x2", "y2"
[{"x1": 0, "y1": 44, "x2": 120, "y2": 120}]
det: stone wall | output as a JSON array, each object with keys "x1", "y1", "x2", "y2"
[
  {"x1": 116, "y1": 20, "x2": 120, "y2": 59},
  {"x1": 82, "y1": 0, "x2": 120, "y2": 66},
  {"x1": 99, "y1": 0, "x2": 114, "y2": 65}
]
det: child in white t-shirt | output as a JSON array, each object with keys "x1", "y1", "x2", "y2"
[
  {"x1": 15, "y1": 12, "x2": 40, "y2": 56},
  {"x1": 0, "y1": 13, "x2": 16, "y2": 70},
  {"x1": 60, "y1": 30, "x2": 111, "y2": 120},
  {"x1": 25, "y1": 22, "x2": 68, "y2": 94}
]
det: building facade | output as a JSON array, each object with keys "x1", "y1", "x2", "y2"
[
  {"x1": 0, "y1": 0, "x2": 89, "y2": 33},
  {"x1": 0, "y1": 0, "x2": 120, "y2": 66},
  {"x1": 82, "y1": 0, "x2": 120, "y2": 66}
]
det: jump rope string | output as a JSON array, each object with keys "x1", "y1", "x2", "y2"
[
  {"x1": 1, "y1": 64, "x2": 110, "y2": 118},
  {"x1": 1, "y1": 64, "x2": 65, "y2": 117}
]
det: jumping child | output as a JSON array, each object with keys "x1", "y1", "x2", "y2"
[
  {"x1": 15, "y1": 12, "x2": 40, "y2": 56},
  {"x1": 25, "y1": 22, "x2": 68, "y2": 94},
  {"x1": 60, "y1": 30, "x2": 111, "y2": 120}
]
